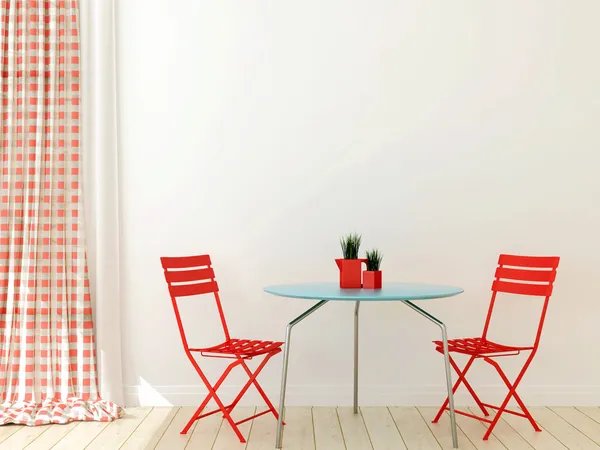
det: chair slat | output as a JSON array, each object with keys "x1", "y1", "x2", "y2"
[
  {"x1": 498, "y1": 254, "x2": 559, "y2": 269},
  {"x1": 165, "y1": 267, "x2": 215, "y2": 283},
  {"x1": 169, "y1": 281, "x2": 219, "y2": 297},
  {"x1": 495, "y1": 267, "x2": 556, "y2": 283},
  {"x1": 160, "y1": 254, "x2": 211, "y2": 269},
  {"x1": 492, "y1": 280, "x2": 552, "y2": 297}
]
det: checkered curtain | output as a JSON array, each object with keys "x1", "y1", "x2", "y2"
[{"x1": 0, "y1": 1, "x2": 121, "y2": 424}]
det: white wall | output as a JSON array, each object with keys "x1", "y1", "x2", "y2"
[{"x1": 115, "y1": 0, "x2": 600, "y2": 407}]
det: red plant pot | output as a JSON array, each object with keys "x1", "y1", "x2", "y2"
[
  {"x1": 362, "y1": 270, "x2": 382, "y2": 289},
  {"x1": 335, "y1": 258, "x2": 366, "y2": 289}
]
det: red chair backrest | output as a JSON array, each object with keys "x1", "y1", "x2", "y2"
[
  {"x1": 160, "y1": 254, "x2": 231, "y2": 347},
  {"x1": 482, "y1": 254, "x2": 560, "y2": 347}
]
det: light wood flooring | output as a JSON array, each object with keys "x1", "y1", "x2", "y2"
[{"x1": 0, "y1": 406, "x2": 599, "y2": 449}]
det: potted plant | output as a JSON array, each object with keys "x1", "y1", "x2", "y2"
[
  {"x1": 335, "y1": 233, "x2": 366, "y2": 289},
  {"x1": 363, "y1": 249, "x2": 383, "y2": 289}
]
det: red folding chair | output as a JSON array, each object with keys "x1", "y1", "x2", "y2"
[
  {"x1": 432, "y1": 254, "x2": 560, "y2": 440},
  {"x1": 160, "y1": 254, "x2": 284, "y2": 443}
]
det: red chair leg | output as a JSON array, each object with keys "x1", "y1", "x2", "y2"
[
  {"x1": 451, "y1": 357, "x2": 489, "y2": 417},
  {"x1": 484, "y1": 356, "x2": 541, "y2": 437},
  {"x1": 181, "y1": 352, "x2": 282, "y2": 443},
  {"x1": 181, "y1": 395, "x2": 211, "y2": 435},
  {"x1": 181, "y1": 358, "x2": 243, "y2": 434},
  {"x1": 225, "y1": 353, "x2": 274, "y2": 416},
  {"x1": 183, "y1": 356, "x2": 247, "y2": 442},
  {"x1": 433, "y1": 355, "x2": 489, "y2": 423},
  {"x1": 238, "y1": 354, "x2": 282, "y2": 420},
  {"x1": 216, "y1": 397, "x2": 247, "y2": 443}
]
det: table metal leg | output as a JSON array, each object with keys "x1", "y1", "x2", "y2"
[
  {"x1": 402, "y1": 300, "x2": 458, "y2": 449},
  {"x1": 276, "y1": 300, "x2": 329, "y2": 449},
  {"x1": 354, "y1": 301, "x2": 360, "y2": 414}
]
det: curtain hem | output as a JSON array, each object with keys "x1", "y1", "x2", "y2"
[{"x1": 0, "y1": 398, "x2": 123, "y2": 425}]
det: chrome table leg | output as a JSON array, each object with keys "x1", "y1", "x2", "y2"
[
  {"x1": 276, "y1": 300, "x2": 328, "y2": 449},
  {"x1": 354, "y1": 301, "x2": 360, "y2": 414},
  {"x1": 402, "y1": 300, "x2": 458, "y2": 449}
]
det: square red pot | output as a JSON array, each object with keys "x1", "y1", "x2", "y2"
[{"x1": 362, "y1": 270, "x2": 382, "y2": 289}]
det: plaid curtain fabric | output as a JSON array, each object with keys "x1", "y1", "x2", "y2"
[{"x1": 0, "y1": 1, "x2": 121, "y2": 424}]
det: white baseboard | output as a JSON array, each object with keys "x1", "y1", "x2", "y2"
[{"x1": 124, "y1": 384, "x2": 600, "y2": 407}]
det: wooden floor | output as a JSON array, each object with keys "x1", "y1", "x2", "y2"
[{"x1": 0, "y1": 406, "x2": 599, "y2": 449}]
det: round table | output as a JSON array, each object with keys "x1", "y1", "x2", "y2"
[{"x1": 264, "y1": 282, "x2": 464, "y2": 449}]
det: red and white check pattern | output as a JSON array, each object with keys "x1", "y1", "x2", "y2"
[{"x1": 0, "y1": 1, "x2": 121, "y2": 424}]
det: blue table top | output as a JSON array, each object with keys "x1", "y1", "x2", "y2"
[{"x1": 263, "y1": 282, "x2": 463, "y2": 301}]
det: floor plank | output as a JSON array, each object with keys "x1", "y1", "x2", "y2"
[
  {"x1": 453, "y1": 409, "x2": 506, "y2": 450},
  {"x1": 388, "y1": 407, "x2": 441, "y2": 450},
  {"x1": 502, "y1": 409, "x2": 566, "y2": 450},
  {"x1": 576, "y1": 407, "x2": 600, "y2": 425},
  {"x1": 0, "y1": 424, "x2": 50, "y2": 450},
  {"x1": 527, "y1": 407, "x2": 599, "y2": 450},
  {"x1": 466, "y1": 407, "x2": 532, "y2": 450},
  {"x1": 312, "y1": 407, "x2": 345, "y2": 450},
  {"x1": 279, "y1": 407, "x2": 314, "y2": 450},
  {"x1": 361, "y1": 407, "x2": 406, "y2": 450},
  {"x1": 417, "y1": 407, "x2": 476, "y2": 450},
  {"x1": 185, "y1": 411, "x2": 222, "y2": 450},
  {"x1": 86, "y1": 407, "x2": 153, "y2": 450},
  {"x1": 550, "y1": 407, "x2": 600, "y2": 446},
  {"x1": 244, "y1": 411, "x2": 280, "y2": 450},
  {"x1": 154, "y1": 406, "x2": 199, "y2": 449},
  {"x1": 337, "y1": 407, "x2": 373, "y2": 450},
  {"x1": 0, "y1": 426, "x2": 21, "y2": 446},
  {"x1": 22, "y1": 422, "x2": 80, "y2": 450},
  {"x1": 212, "y1": 406, "x2": 256, "y2": 450},
  {"x1": 51, "y1": 420, "x2": 111, "y2": 450},
  {"x1": 120, "y1": 407, "x2": 177, "y2": 450}
]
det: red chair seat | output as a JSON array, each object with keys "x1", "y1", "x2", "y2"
[
  {"x1": 433, "y1": 337, "x2": 532, "y2": 356},
  {"x1": 191, "y1": 339, "x2": 283, "y2": 359}
]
